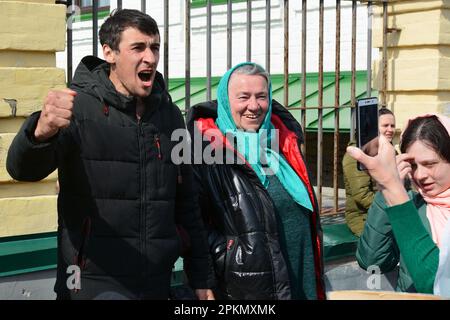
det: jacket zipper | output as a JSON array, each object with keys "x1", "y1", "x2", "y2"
[
  {"x1": 138, "y1": 120, "x2": 147, "y2": 290},
  {"x1": 153, "y1": 133, "x2": 162, "y2": 191},
  {"x1": 238, "y1": 163, "x2": 279, "y2": 297},
  {"x1": 154, "y1": 134, "x2": 162, "y2": 160}
]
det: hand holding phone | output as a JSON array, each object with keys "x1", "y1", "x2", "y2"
[{"x1": 356, "y1": 97, "x2": 379, "y2": 171}]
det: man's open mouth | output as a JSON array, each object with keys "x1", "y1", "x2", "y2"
[{"x1": 138, "y1": 71, "x2": 152, "y2": 82}]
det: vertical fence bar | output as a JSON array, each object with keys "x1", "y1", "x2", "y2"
[
  {"x1": 283, "y1": 0, "x2": 289, "y2": 108},
  {"x1": 317, "y1": 0, "x2": 324, "y2": 212},
  {"x1": 185, "y1": 0, "x2": 191, "y2": 113},
  {"x1": 265, "y1": 0, "x2": 270, "y2": 72},
  {"x1": 206, "y1": 0, "x2": 212, "y2": 101},
  {"x1": 247, "y1": 0, "x2": 252, "y2": 62},
  {"x1": 367, "y1": 1, "x2": 373, "y2": 97},
  {"x1": 164, "y1": 0, "x2": 169, "y2": 89},
  {"x1": 67, "y1": 0, "x2": 73, "y2": 85},
  {"x1": 350, "y1": 0, "x2": 357, "y2": 140},
  {"x1": 117, "y1": 0, "x2": 122, "y2": 10},
  {"x1": 141, "y1": 0, "x2": 146, "y2": 13},
  {"x1": 92, "y1": 0, "x2": 98, "y2": 57},
  {"x1": 382, "y1": 0, "x2": 388, "y2": 108},
  {"x1": 227, "y1": 0, "x2": 232, "y2": 69},
  {"x1": 333, "y1": 0, "x2": 341, "y2": 213},
  {"x1": 301, "y1": 0, "x2": 307, "y2": 155}
]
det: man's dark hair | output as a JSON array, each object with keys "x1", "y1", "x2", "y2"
[
  {"x1": 379, "y1": 107, "x2": 394, "y2": 117},
  {"x1": 400, "y1": 115, "x2": 450, "y2": 163},
  {"x1": 99, "y1": 9, "x2": 159, "y2": 51}
]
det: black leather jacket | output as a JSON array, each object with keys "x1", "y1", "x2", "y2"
[{"x1": 186, "y1": 100, "x2": 325, "y2": 300}]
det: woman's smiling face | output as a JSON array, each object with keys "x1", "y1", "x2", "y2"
[
  {"x1": 379, "y1": 114, "x2": 396, "y2": 142},
  {"x1": 228, "y1": 73, "x2": 269, "y2": 132}
]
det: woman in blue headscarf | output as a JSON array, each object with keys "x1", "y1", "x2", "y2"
[{"x1": 186, "y1": 62, "x2": 325, "y2": 300}]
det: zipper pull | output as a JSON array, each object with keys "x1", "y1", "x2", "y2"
[
  {"x1": 103, "y1": 104, "x2": 109, "y2": 116},
  {"x1": 155, "y1": 135, "x2": 162, "y2": 159}
]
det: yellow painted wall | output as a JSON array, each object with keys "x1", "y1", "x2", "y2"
[
  {"x1": 0, "y1": 51, "x2": 57, "y2": 68},
  {"x1": 372, "y1": 0, "x2": 450, "y2": 129},
  {"x1": 0, "y1": 68, "x2": 66, "y2": 118},
  {"x1": 0, "y1": 2, "x2": 65, "y2": 51},
  {"x1": 0, "y1": 0, "x2": 66, "y2": 237}
]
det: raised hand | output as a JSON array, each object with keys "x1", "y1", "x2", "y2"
[
  {"x1": 396, "y1": 153, "x2": 414, "y2": 184},
  {"x1": 347, "y1": 134, "x2": 409, "y2": 206},
  {"x1": 34, "y1": 89, "x2": 77, "y2": 142}
]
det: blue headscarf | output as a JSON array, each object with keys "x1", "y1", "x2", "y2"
[{"x1": 215, "y1": 62, "x2": 313, "y2": 212}]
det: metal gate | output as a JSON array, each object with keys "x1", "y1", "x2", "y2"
[{"x1": 62, "y1": 0, "x2": 390, "y2": 215}]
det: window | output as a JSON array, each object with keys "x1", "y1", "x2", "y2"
[
  {"x1": 73, "y1": 0, "x2": 110, "y2": 22},
  {"x1": 75, "y1": 0, "x2": 110, "y2": 14}
]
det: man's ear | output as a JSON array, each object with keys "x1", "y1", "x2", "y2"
[{"x1": 103, "y1": 44, "x2": 116, "y2": 64}]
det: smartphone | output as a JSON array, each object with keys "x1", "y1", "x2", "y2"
[{"x1": 356, "y1": 97, "x2": 379, "y2": 171}]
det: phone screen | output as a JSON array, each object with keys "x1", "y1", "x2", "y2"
[{"x1": 356, "y1": 97, "x2": 379, "y2": 171}]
